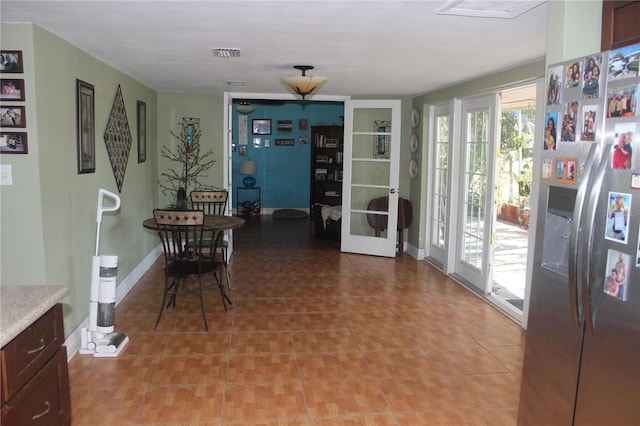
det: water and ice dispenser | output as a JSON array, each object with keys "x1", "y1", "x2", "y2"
[{"x1": 541, "y1": 186, "x2": 577, "y2": 277}]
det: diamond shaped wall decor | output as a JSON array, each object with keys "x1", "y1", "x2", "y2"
[{"x1": 103, "y1": 84, "x2": 132, "y2": 192}]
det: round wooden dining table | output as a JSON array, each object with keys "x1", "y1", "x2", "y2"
[{"x1": 142, "y1": 214, "x2": 245, "y2": 231}]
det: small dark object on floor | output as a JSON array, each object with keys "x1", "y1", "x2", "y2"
[
  {"x1": 272, "y1": 209, "x2": 308, "y2": 220},
  {"x1": 507, "y1": 299, "x2": 524, "y2": 310}
]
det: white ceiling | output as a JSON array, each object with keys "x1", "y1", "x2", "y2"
[{"x1": 0, "y1": 0, "x2": 548, "y2": 98}]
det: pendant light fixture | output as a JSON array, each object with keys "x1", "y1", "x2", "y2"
[
  {"x1": 281, "y1": 65, "x2": 327, "y2": 99},
  {"x1": 236, "y1": 101, "x2": 254, "y2": 114}
]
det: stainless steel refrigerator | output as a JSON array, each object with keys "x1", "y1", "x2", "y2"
[{"x1": 518, "y1": 46, "x2": 640, "y2": 426}]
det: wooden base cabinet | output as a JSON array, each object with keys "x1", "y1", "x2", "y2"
[{"x1": 1, "y1": 304, "x2": 71, "y2": 425}]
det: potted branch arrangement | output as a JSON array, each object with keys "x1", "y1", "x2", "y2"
[{"x1": 158, "y1": 117, "x2": 216, "y2": 208}]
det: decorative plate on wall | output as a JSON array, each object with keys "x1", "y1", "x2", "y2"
[
  {"x1": 409, "y1": 159, "x2": 418, "y2": 179},
  {"x1": 410, "y1": 107, "x2": 420, "y2": 128},
  {"x1": 410, "y1": 133, "x2": 419, "y2": 153}
]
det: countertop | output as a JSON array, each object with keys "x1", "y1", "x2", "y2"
[{"x1": 1, "y1": 285, "x2": 69, "y2": 347}]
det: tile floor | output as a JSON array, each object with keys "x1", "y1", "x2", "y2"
[{"x1": 69, "y1": 215, "x2": 526, "y2": 425}]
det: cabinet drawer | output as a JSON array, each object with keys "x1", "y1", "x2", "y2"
[
  {"x1": 1, "y1": 347, "x2": 70, "y2": 426},
  {"x1": 1, "y1": 304, "x2": 64, "y2": 403}
]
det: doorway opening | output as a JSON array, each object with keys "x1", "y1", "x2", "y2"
[{"x1": 491, "y1": 84, "x2": 536, "y2": 316}]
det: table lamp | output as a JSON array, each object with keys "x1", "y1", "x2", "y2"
[{"x1": 239, "y1": 160, "x2": 257, "y2": 187}]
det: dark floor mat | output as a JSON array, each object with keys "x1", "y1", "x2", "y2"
[{"x1": 272, "y1": 209, "x2": 308, "y2": 220}]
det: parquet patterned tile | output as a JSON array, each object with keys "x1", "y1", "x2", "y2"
[
  {"x1": 340, "y1": 309, "x2": 403, "y2": 330},
  {"x1": 231, "y1": 285, "x2": 285, "y2": 299},
  {"x1": 233, "y1": 313, "x2": 291, "y2": 332},
  {"x1": 153, "y1": 354, "x2": 228, "y2": 384},
  {"x1": 389, "y1": 307, "x2": 453, "y2": 329},
  {"x1": 350, "y1": 326, "x2": 422, "y2": 352},
  {"x1": 232, "y1": 298, "x2": 288, "y2": 314},
  {"x1": 222, "y1": 382, "x2": 308, "y2": 423},
  {"x1": 73, "y1": 356, "x2": 160, "y2": 388},
  {"x1": 227, "y1": 353, "x2": 299, "y2": 383},
  {"x1": 377, "y1": 376, "x2": 469, "y2": 413},
  {"x1": 334, "y1": 296, "x2": 393, "y2": 313},
  {"x1": 285, "y1": 297, "x2": 339, "y2": 313},
  {"x1": 71, "y1": 385, "x2": 147, "y2": 425},
  {"x1": 292, "y1": 329, "x2": 360, "y2": 353},
  {"x1": 312, "y1": 414, "x2": 399, "y2": 425},
  {"x1": 303, "y1": 379, "x2": 391, "y2": 418},
  {"x1": 288, "y1": 312, "x2": 347, "y2": 331},
  {"x1": 119, "y1": 332, "x2": 170, "y2": 356},
  {"x1": 172, "y1": 313, "x2": 222, "y2": 332},
  {"x1": 410, "y1": 325, "x2": 481, "y2": 351},
  {"x1": 425, "y1": 346, "x2": 510, "y2": 375},
  {"x1": 67, "y1": 354, "x2": 93, "y2": 386},
  {"x1": 460, "y1": 321, "x2": 527, "y2": 347},
  {"x1": 484, "y1": 344, "x2": 526, "y2": 377},
  {"x1": 297, "y1": 352, "x2": 374, "y2": 380},
  {"x1": 224, "y1": 420, "x2": 310, "y2": 426},
  {"x1": 447, "y1": 373, "x2": 521, "y2": 409},
  {"x1": 231, "y1": 331, "x2": 295, "y2": 354},
  {"x1": 476, "y1": 407, "x2": 519, "y2": 426},
  {"x1": 363, "y1": 349, "x2": 441, "y2": 378},
  {"x1": 116, "y1": 312, "x2": 177, "y2": 333},
  {"x1": 284, "y1": 284, "x2": 333, "y2": 298},
  {"x1": 68, "y1": 216, "x2": 525, "y2": 425},
  {"x1": 135, "y1": 384, "x2": 224, "y2": 424},
  {"x1": 394, "y1": 409, "x2": 486, "y2": 425}
]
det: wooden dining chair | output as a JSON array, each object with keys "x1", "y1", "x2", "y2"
[
  {"x1": 153, "y1": 209, "x2": 232, "y2": 331},
  {"x1": 190, "y1": 190, "x2": 232, "y2": 290}
]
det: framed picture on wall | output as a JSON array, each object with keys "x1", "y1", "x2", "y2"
[
  {"x1": 76, "y1": 79, "x2": 95, "y2": 173},
  {"x1": 0, "y1": 79, "x2": 25, "y2": 101},
  {"x1": 0, "y1": 51, "x2": 23, "y2": 73},
  {"x1": 137, "y1": 100, "x2": 146, "y2": 163},
  {"x1": 0, "y1": 105, "x2": 26, "y2": 127},
  {"x1": 252, "y1": 119, "x2": 271, "y2": 135},
  {"x1": 0, "y1": 131, "x2": 28, "y2": 154}
]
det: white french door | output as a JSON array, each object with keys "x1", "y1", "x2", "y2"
[
  {"x1": 426, "y1": 102, "x2": 453, "y2": 268},
  {"x1": 453, "y1": 94, "x2": 499, "y2": 293},
  {"x1": 341, "y1": 99, "x2": 401, "y2": 257}
]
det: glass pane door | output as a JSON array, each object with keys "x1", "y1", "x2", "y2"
[
  {"x1": 428, "y1": 104, "x2": 451, "y2": 267},
  {"x1": 341, "y1": 99, "x2": 401, "y2": 257},
  {"x1": 454, "y1": 94, "x2": 498, "y2": 293}
]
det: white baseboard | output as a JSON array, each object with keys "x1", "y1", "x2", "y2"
[
  {"x1": 64, "y1": 245, "x2": 162, "y2": 360},
  {"x1": 404, "y1": 242, "x2": 423, "y2": 260}
]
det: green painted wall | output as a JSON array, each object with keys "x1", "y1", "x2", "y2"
[
  {"x1": 0, "y1": 25, "x2": 45, "y2": 285},
  {"x1": 156, "y1": 92, "x2": 225, "y2": 207},
  {"x1": 1, "y1": 23, "x2": 159, "y2": 337}
]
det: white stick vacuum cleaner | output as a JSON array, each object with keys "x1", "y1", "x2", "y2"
[{"x1": 79, "y1": 189, "x2": 129, "y2": 357}]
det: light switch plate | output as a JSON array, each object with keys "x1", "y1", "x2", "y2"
[{"x1": 0, "y1": 164, "x2": 13, "y2": 185}]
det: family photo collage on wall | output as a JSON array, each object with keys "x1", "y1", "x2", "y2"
[{"x1": 1, "y1": 50, "x2": 28, "y2": 154}]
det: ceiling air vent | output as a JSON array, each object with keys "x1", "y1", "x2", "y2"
[{"x1": 212, "y1": 48, "x2": 241, "y2": 58}]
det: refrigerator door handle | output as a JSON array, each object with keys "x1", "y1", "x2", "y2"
[
  {"x1": 568, "y1": 144, "x2": 598, "y2": 328},
  {"x1": 582, "y1": 144, "x2": 612, "y2": 337}
]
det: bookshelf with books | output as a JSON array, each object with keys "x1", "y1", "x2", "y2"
[{"x1": 311, "y1": 125, "x2": 344, "y2": 207}]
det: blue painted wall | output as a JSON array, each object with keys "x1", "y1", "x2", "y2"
[{"x1": 231, "y1": 101, "x2": 344, "y2": 210}]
